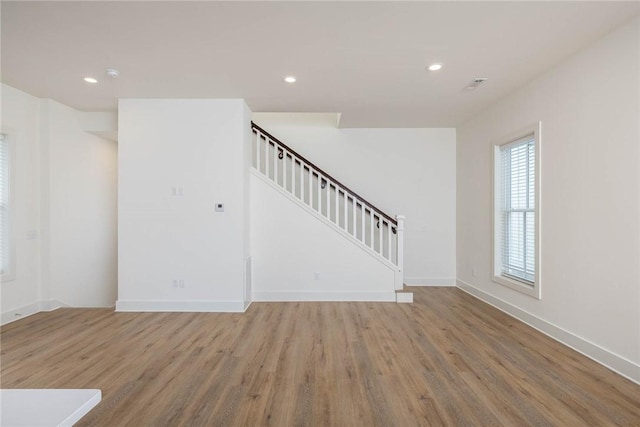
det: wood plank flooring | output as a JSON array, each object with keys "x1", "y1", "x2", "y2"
[{"x1": 1, "y1": 288, "x2": 639, "y2": 426}]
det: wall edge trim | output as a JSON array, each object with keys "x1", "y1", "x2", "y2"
[
  {"x1": 1, "y1": 299, "x2": 69, "y2": 325},
  {"x1": 405, "y1": 277, "x2": 456, "y2": 286},
  {"x1": 252, "y1": 291, "x2": 396, "y2": 302},
  {"x1": 115, "y1": 300, "x2": 247, "y2": 313}
]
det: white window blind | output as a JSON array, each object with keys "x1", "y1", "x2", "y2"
[
  {"x1": 498, "y1": 136, "x2": 535, "y2": 284},
  {"x1": 1, "y1": 133, "x2": 10, "y2": 277}
]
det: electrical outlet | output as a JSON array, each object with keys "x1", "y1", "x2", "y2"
[
  {"x1": 215, "y1": 203, "x2": 224, "y2": 212},
  {"x1": 171, "y1": 186, "x2": 184, "y2": 197},
  {"x1": 313, "y1": 272, "x2": 320, "y2": 281},
  {"x1": 172, "y1": 280, "x2": 178, "y2": 288},
  {"x1": 472, "y1": 268, "x2": 477, "y2": 277},
  {"x1": 179, "y1": 280, "x2": 185, "y2": 288}
]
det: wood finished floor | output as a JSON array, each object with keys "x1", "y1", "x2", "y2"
[{"x1": 1, "y1": 288, "x2": 639, "y2": 426}]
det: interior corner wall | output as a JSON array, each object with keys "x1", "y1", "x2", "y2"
[
  {"x1": 249, "y1": 124, "x2": 457, "y2": 286},
  {"x1": 117, "y1": 99, "x2": 251, "y2": 312},
  {"x1": 1, "y1": 85, "x2": 118, "y2": 322},
  {"x1": 456, "y1": 17, "x2": 640, "y2": 381},
  {"x1": 45, "y1": 99, "x2": 118, "y2": 307}
]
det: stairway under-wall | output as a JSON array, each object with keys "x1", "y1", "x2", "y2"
[{"x1": 250, "y1": 123, "x2": 411, "y2": 303}]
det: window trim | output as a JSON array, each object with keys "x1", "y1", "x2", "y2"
[
  {"x1": 1, "y1": 130, "x2": 16, "y2": 283},
  {"x1": 492, "y1": 122, "x2": 541, "y2": 299}
]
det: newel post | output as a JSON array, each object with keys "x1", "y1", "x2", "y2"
[{"x1": 395, "y1": 215, "x2": 405, "y2": 290}]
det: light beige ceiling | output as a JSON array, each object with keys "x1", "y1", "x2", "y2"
[{"x1": 2, "y1": 1, "x2": 638, "y2": 127}]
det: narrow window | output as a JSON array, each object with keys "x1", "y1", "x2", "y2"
[{"x1": 494, "y1": 123, "x2": 540, "y2": 298}]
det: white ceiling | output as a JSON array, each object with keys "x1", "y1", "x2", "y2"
[{"x1": 2, "y1": 1, "x2": 638, "y2": 127}]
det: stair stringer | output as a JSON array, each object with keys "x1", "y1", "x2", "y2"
[{"x1": 251, "y1": 169, "x2": 400, "y2": 301}]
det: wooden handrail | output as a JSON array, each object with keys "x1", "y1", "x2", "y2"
[{"x1": 251, "y1": 122, "x2": 397, "y2": 226}]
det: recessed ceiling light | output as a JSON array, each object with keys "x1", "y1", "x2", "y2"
[
  {"x1": 284, "y1": 76, "x2": 297, "y2": 83},
  {"x1": 428, "y1": 64, "x2": 443, "y2": 71},
  {"x1": 84, "y1": 77, "x2": 98, "y2": 83}
]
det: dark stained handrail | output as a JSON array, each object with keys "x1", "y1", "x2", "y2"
[{"x1": 251, "y1": 122, "x2": 397, "y2": 226}]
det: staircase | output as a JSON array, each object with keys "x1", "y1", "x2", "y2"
[{"x1": 251, "y1": 122, "x2": 411, "y2": 303}]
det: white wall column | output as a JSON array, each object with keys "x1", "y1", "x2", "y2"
[{"x1": 117, "y1": 99, "x2": 252, "y2": 312}]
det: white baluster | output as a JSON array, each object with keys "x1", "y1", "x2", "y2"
[
  {"x1": 361, "y1": 203, "x2": 365, "y2": 243},
  {"x1": 352, "y1": 199, "x2": 357, "y2": 237},
  {"x1": 317, "y1": 173, "x2": 322, "y2": 214},
  {"x1": 291, "y1": 155, "x2": 295, "y2": 196},
  {"x1": 308, "y1": 167, "x2": 313, "y2": 206},
  {"x1": 387, "y1": 221, "x2": 392, "y2": 260},
  {"x1": 344, "y1": 192, "x2": 348, "y2": 231},
  {"x1": 299, "y1": 162, "x2": 304, "y2": 201},
  {"x1": 370, "y1": 211, "x2": 374, "y2": 250},
  {"x1": 255, "y1": 132, "x2": 261, "y2": 172},
  {"x1": 282, "y1": 149, "x2": 287, "y2": 190},
  {"x1": 335, "y1": 187, "x2": 339, "y2": 225},
  {"x1": 265, "y1": 139, "x2": 270, "y2": 179},
  {"x1": 378, "y1": 215, "x2": 383, "y2": 255},
  {"x1": 274, "y1": 145, "x2": 279, "y2": 185},
  {"x1": 324, "y1": 178, "x2": 331, "y2": 220}
]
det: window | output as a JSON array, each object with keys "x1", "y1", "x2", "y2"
[
  {"x1": 1, "y1": 132, "x2": 14, "y2": 281},
  {"x1": 493, "y1": 123, "x2": 540, "y2": 299}
]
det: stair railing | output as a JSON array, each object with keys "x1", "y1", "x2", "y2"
[{"x1": 251, "y1": 122, "x2": 404, "y2": 284}]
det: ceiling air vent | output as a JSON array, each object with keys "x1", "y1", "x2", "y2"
[{"x1": 464, "y1": 78, "x2": 488, "y2": 91}]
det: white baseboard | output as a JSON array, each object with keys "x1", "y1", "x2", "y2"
[
  {"x1": 252, "y1": 291, "x2": 396, "y2": 302},
  {"x1": 2, "y1": 302, "x2": 41, "y2": 325},
  {"x1": 396, "y1": 292, "x2": 413, "y2": 303},
  {"x1": 405, "y1": 277, "x2": 456, "y2": 286},
  {"x1": 115, "y1": 300, "x2": 248, "y2": 313},
  {"x1": 456, "y1": 279, "x2": 640, "y2": 385},
  {"x1": 40, "y1": 299, "x2": 69, "y2": 311},
  {"x1": 1, "y1": 299, "x2": 69, "y2": 325}
]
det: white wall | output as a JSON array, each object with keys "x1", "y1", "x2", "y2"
[
  {"x1": 456, "y1": 18, "x2": 639, "y2": 381},
  {"x1": 117, "y1": 99, "x2": 252, "y2": 312},
  {"x1": 251, "y1": 171, "x2": 396, "y2": 301},
  {"x1": 251, "y1": 122, "x2": 457, "y2": 286},
  {"x1": 1, "y1": 85, "x2": 118, "y2": 322},
  {"x1": 1, "y1": 85, "x2": 42, "y2": 319}
]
